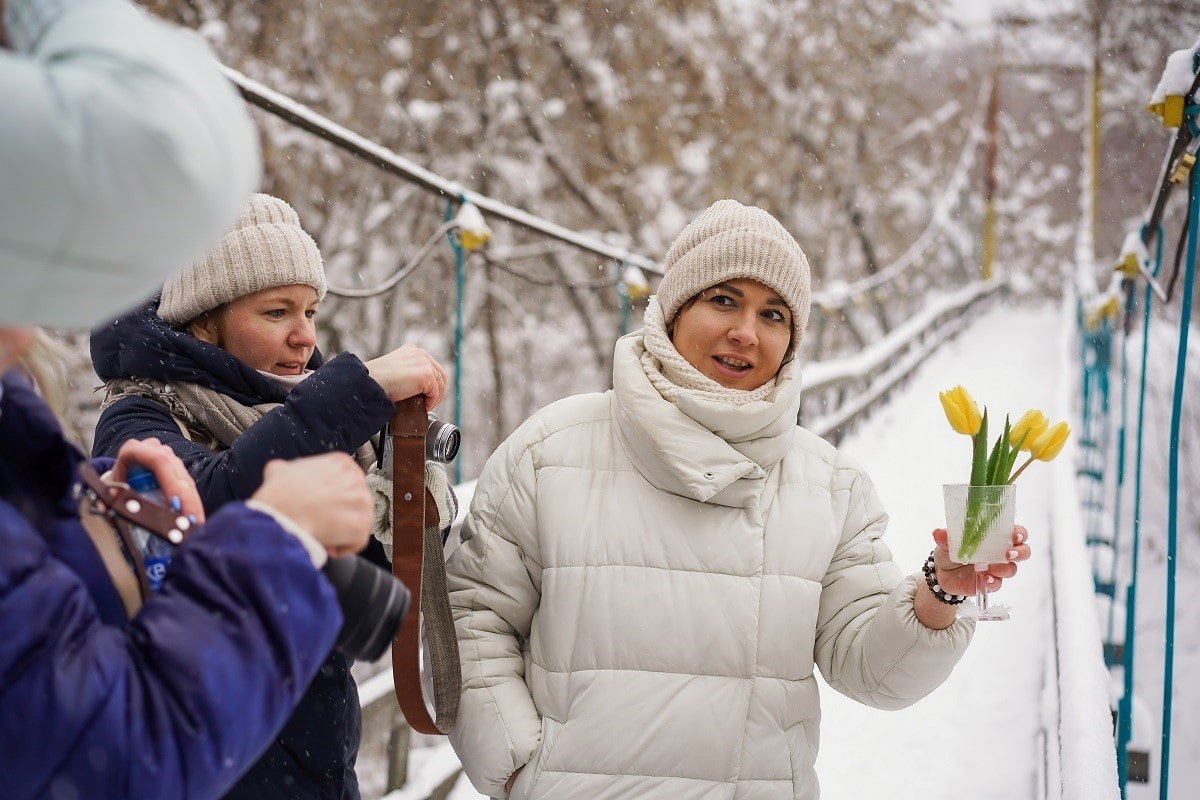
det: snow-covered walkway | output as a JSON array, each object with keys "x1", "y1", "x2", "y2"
[
  {"x1": 816, "y1": 302, "x2": 1062, "y2": 800},
  {"x1": 391, "y1": 302, "x2": 1067, "y2": 800}
]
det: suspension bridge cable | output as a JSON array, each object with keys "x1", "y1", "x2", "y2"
[
  {"x1": 325, "y1": 220, "x2": 459, "y2": 298},
  {"x1": 1116, "y1": 226, "x2": 1163, "y2": 795},
  {"x1": 1104, "y1": 286, "x2": 1135, "y2": 664},
  {"x1": 446, "y1": 201, "x2": 466, "y2": 484},
  {"x1": 1159, "y1": 157, "x2": 1199, "y2": 800},
  {"x1": 221, "y1": 65, "x2": 661, "y2": 277},
  {"x1": 477, "y1": 252, "x2": 618, "y2": 290}
]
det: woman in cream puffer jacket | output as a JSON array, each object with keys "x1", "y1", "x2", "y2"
[{"x1": 446, "y1": 201, "x2": 1027, "y2": 800}]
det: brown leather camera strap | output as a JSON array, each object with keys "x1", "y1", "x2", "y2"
[
  {"x1": 389, "y1": 396, "x2": 460, "y2": 735},
  {"x1": 76, "y1": 462, "x2": 195, "y2": 609}
]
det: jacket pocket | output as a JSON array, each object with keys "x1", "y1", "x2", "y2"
[
  {"x1": 510, "y1": 717, "x2": 562, "y2": 800},
  {"x1": 783, "y1": 718, "x2": 819, "y2": 797}
]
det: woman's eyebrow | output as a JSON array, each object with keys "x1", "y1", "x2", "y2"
[
  {"x1": 710, "y1": 282, "x2": 786, "y2": 308},
  {"x1": 257, "y1": 295, "x2": 305, "y2": 308}
]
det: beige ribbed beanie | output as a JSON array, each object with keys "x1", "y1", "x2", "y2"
[
  {"x1": 157, "y1": 194, "x2": 327, "y2": 325},
  {"x1": 655, "y1": 199, "x2": 811, "y2": 349}
]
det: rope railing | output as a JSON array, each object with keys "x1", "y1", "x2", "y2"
[
  {"x1": 228, "y1": 62, "x2": 988, "y2": 347},
  {"x1": 223, "y1": 66, "x2": 661, "y2": 276},
  {"x1": 803, "y1": 277, "x2": 1004, "y2": 439},
  {"x1": 1082, "y1": 38, "x2": 1200, "y2": 800}
]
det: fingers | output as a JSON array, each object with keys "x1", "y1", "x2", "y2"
[
  {"x1": 256, "y1": 453, "x2": 372, "y2": 556},
  {"x1": 980, "y1": 524, "x2": 1032, "y2": 581},
  {"x1": 931, "y1": 527, "x2": 949, "y2": 550},
  {"x1": 367, "y1": 344, "x2": 450, "y2": 408},
  {"x1": 996, "y1": 524, "x2": 1031, "y2": 568},
  {"x1": 424, "y1": 360, "x2": 450, "y2": 410},
  {"x1": 929, "y1": 528, "x2": 961, "y2": 572},
  {"x1": 113, "y1": 437, "x2": 205, "y2": 523},
  {"x1": 1011, "y1": 525, "x2": 1029, "y2": 547}
]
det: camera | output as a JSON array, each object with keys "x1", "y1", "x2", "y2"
[
  {"x1": 380, "y1": 414, "x2": 461, "y2": 471},
  {"x1": 424, "y1": 413, "x2": 460, "y2": 464},
  {"x1": 321, "y1": 555, "x2": 411, "y2": 662}
]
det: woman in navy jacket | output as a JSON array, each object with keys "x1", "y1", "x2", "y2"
[{"x1": 91, "y1": 194, "x2": 451, "y2": 800}]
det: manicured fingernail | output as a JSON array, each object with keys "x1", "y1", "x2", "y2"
[
  {"x1": 187, "y1": 514, "x2": 198, "y2": 524},
  {"x1": 1008, "y1": 549, "x2": 1019, "y2": 561},
  {"x1": 985, "y1": 575, "x2": 996, "y2": 585},
  {"x1": 170, "y1": 495, "x2": 182, "y2": 512}
]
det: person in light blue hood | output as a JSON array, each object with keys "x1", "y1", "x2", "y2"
[
  {"x1": 0, "y1": 0, "x2": 261, "y2": 326},
  {"x1": 0, "y1": 2, "x2": 377, "y2": 798}
]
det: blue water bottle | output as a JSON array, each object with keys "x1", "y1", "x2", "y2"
[{"x1": 126, "y1": 465, "x2": 178, "y2": 592}]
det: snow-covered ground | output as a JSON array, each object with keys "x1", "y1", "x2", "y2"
[
  {"x1": 816, "y1": 302, "x2": 1062, "y2": 799},
  {"x1": 365, "y1": 300, "x2": 1195, "y2": 799}
]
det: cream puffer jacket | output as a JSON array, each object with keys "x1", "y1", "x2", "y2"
[{"x1": 447, "y1": 332, "x2": 974, "y2": 800}]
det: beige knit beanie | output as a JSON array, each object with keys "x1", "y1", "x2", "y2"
[
  {"x1": 157, "y1": 193, "x2": 327, "y2": 325},
  {"x1": 655, "y1": 199, "x2": 811, "y2": 350}
]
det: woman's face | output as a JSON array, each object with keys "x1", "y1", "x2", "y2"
[
  {"x1": 669, "y1": 278, "x2": 792, "y2": 391},
  {"x1": 190, "y1": 284, "x2": 319, "y2": 376}
]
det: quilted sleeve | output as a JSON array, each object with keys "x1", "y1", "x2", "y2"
[
  {"x1": 445, "y1": 417, "x2": 546, "y2": 798},
  {"x1": 0, "y1": 501, "x2": 341, "y2": 800},
  {"x1": 814, "y1": 453, "x2": 973, "y2": 710}
]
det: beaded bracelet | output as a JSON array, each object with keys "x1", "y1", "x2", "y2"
[{"x1": 922, "y1": 550, "x2": 966, "y2": 605}]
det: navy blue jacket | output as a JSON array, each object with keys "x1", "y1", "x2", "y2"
[
  {"x1": 91, "y1": 301, "x2": 397, "y2": 800},
  {"x1": 0, "y1": 371, "x2": 342, "y2": 800}
]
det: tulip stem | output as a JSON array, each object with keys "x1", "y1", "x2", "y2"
[{"x1": 1008, "y1": 456, "x2": 1034, "y2": 484}]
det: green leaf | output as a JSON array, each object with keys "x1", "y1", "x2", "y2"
[
  {"x1": 987, "y1": 415, "x2": 1012, "y2": 484},
  {"x1": 1003, "y1": 430, "x2": 1030, "y2": 482},
  {"x1": 1000, "y1": 442, "x2": 1018, "y2": 482},
  {"x1": 970, "y1": 409, "x2": 989, "y2": 485}
]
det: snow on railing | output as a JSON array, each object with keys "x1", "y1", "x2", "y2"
[
  {"x1": 223, "y1": 66, "x2": 661, "y2": 277},
  {"x1": 1048, "y1": 302, "x2": 1121, "y2": 800},
  {"x1": 228, "y1": 63, "x2": 985, "y2": 316},
  {"x1": 803, "y1": 277, "x2": 1005, "y2": 439}
]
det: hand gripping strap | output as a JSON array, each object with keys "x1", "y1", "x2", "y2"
[
  {"x1": 390, "y1": 396, "x2": 460, "y2": 734},
  {"x1": 75, "y1": 462, "x2": 195, "y2": 605}
]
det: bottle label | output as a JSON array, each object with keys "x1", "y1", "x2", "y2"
[{"x1": 144, "y1": 556, "x2": 170, "y2": 593}]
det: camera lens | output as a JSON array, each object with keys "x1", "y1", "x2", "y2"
[
  {"x1": 426, "y1": 417, "x2": 460, "y2": 463},
  {"x1": 321, "y1": 556, "x2": 411, "y2": 662}
]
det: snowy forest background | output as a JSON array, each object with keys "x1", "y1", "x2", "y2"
[{"x1": 50, "y1": 0, "x2": 1197, "y2": 480}]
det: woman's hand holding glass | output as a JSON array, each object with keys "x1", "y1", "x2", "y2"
[{"x1": 931, "y1": 525, "x2": 1030, "y2": 596}]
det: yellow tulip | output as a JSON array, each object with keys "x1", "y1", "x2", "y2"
[
  {"x1": 1029, "y1": 421, "x2": 1071, "y2": 461},
  {"x1": 1009, "y1": 409, "x2": 1049, "y2": 451},
  {"x1": 939, "y1": 385, "x2": 982, "y2": 436}
]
